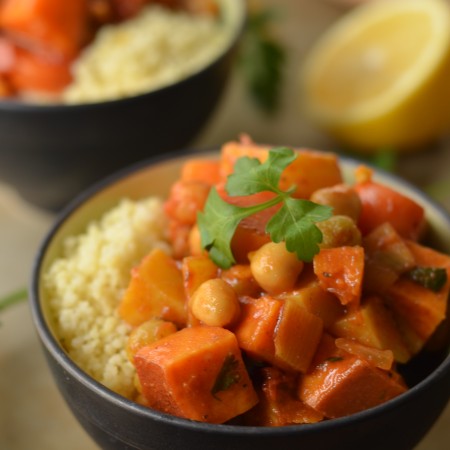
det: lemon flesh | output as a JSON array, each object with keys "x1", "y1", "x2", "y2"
[{"x1": 301, "y1": 0, "x2": 450, "y2": 152}]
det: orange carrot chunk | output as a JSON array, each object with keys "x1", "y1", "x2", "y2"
[
  {"x1": 134, "y1": 326, "x2": 258, "y2": 423},
  {"x1": 180, "y1": 159, "x2": 222, "y2": 186},
  {"x1": 118, "y1": 248, "x2": 187, "y2": 327},
  {"x1": 8, "y1": 46, "x2": 72, "y2": 94},
  {"x1": 354, "y1": 180, "x2": 425, "y2": 240},
  {"x1": 385, "y1": 240, "x2": 450, "y2": 355},
  {"x1": 0, "y1": 0, "x2": 88, "y2": 59},
  {"x1": 233, "y1": 296, "x2": 282, "y2": 366},
  {"x1": 313, "y1": 246, "x2": 365, "y2": 307},
  {"x1": 244, "y1": 367, "x2": 323, "y2": 426},
  {"x1": 330, "y1": 295, "x2": 411, "y2": 364},
  {"x1": 298, "y1": 334, "x2": 406, "y2": 419}
]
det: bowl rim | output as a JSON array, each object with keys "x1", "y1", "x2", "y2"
[
  {"x1": 0, "y1": 0, "x2": 246, "y2": 113},
  {"x1": 29, "y1": 147, "x2": 450, "y2": 437}
]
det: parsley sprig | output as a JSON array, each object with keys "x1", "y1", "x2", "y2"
[{"x1": 197, "y1": 148, "x2": 333, "y2": 269}]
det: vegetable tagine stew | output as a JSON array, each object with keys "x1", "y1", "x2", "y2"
[
  {"x1": 117, "y1": 136, "x2": 450, "y2": 425},
  {"x1": 0, "y1": 0, "x2": 221, "y2": 102},
  {"x1": 46, "y1": 135, "x2": 450, "y2": 426}
]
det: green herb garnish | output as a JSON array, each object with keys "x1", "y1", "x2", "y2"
[
  {"x1": 211, "y1": 354, "x2": 241, "y2": 397},
  {"x1": 198, "y1": 147, "x2": 333, "y2": 269},
  {"x1": 0, "y1": 288, "x2": 28, "y2": 312},
  {"x1": 406, "y1": 266, "x2": 447, "y2": 292},
  {"x1": 238, "y1": 8, "x2": 285, "y2": 113},
  {"x1": 326, "y1": 356, "x2": 344, "y2": 363}
]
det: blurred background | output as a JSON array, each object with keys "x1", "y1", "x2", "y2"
[{"x1": 0, "y1": 0, "x2": 449, "y2": 448}]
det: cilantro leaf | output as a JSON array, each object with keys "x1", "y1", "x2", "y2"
[
  {"x1": 406, "y1": 266, "x2": 447, "y2": 292},
  {"x1": 226, "y1": 147, "x2": 296, "y2": 196},
  {"x1": 198, "y1": 148, "x2": 333, "y2": 268},
  {"x1": 267, "y1": 198, "x2": 333, "y2": 262},
  {"x1": 197, "y1": 188, "x2": 250, "y2": 269},
  {"x1": 211, "y1": 354, "x2": 241, "y2": 398}
]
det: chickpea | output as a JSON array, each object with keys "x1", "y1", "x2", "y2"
[
  {"x1": 317, "y1": 215, "x2": 362, "y2": 248},
  {"x1": 190, "y1": 278, "x2": 241, "y2": 327},
  {"x1": 249, "y1": 242, "x2": 304, "y2": 295},
  {"x1": 310, "y1": 184, "x2": 362, "y2": 221},
  {"x1": 126, "y1": 318, "x2": 177, "y2": 362}
]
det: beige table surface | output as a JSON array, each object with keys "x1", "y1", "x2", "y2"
[{"x1": 1, "y1": 1, "x2": 449, "y2": 449}]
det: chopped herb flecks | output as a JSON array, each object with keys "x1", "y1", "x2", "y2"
[
  {"x1": 406, "y1": 266, "x2": 447, "y2": 292},
  {"x1": 211, "y1": 354, "x2": 241, "y2": 397}
]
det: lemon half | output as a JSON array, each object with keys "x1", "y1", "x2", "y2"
[{"x1": 300, "y1": 0, "x2": 450, "y2": 152}]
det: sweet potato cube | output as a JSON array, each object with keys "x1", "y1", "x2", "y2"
[
  {"x1": 330, "y1": 296, "x2": 411, "y2": 363},
  {"x1": 181, "y1": 159, "x2": 222, "y2": 185},
  {"x1": 313, "y1": 246, "x2": 365, "y2": 306},
  {"x1": 244, "y1": 367, "x2": 323, "y2": 426},
  {"x1": 278, "y1": 150, "x2": 342, "y2": 199},
  {"x1": 134, "y1": 326, "x2": 258, "y2": 423},
  {"x1": 0, "y1": 0, "x2": 88, "y2": 59},
  {"x1": 233, "y1": 296, "x2": 282, "y2": 366},
  {"x1": 274, "y1": 297, "x2": 323, "y2": 373},
  {"x1": 119, "y1": 248, "x2": 187, "y2": 327},
  {"x1": 298, "y1": 335, "x2": 406, "y2": 418},
  {"x1": 385, "y1": 241, "x2": 450, "y2": 354},
  {"x1": 278, "y1": 280, "x2": 345, "y2": 329}
]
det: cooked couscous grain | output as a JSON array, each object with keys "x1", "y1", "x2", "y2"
[
  {"x1": 63, "y1": 3, "x2": 238, "y2": 103},
  {"x1": 44, "y1": 197, "x2": 170, "y2": 397}
]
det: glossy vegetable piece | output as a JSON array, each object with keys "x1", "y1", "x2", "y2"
[
  {"x1": 180, "y1": 159, "x2": 222, "y2": 185},
  {"x1": 330, "y1": 295, "x2": 411, "y2": 363},
  {"x1": 313, "y1": 246, "x2": 365, "y2": 306},
  {"x1": 354, "y1": 179, "x2": 425, "y2": 240},
  {"x1": 220, "y1": 139, "x2": 342, "y2": 199},
  {"x1": 8, "y1": 46, "x2": 72, "y2": 94},
  {"x1": 298, "y1": 334, "x2": 407, "y2": 419},
  {"x1": 0, "y1": 0, "x2": 88, "y2": 59},
  {"x1": 274, "y1": 297, "x2": 323, "y2": 373},
  {"x1": 220, "y1": 264, "x2": 261, "y2": 298},
  {"x1": 134, "y1": 326, "x2": 258, "y2": 423},
  {"x1": 363, "y1": 222, "x2": 416, "y2": 294},
  {"x1": 233, "y1": 296, "x2": 282, "y2": 366},
  {"x1": 244, "y1": 367, "x2": 323, "y2": 426},
  {"x1": 335, "y1": 337, "x2": 394, "y2": 371},
  {"x1": 277, "y1": 276, "x2": 345, "y2": 330},
  {"x1": 118, "y1": 248, "x2": 187, "y2": 327},
  {"x1": 126, "y1": 318, "x2": 177, "y2": 362},
  {"x1": 385, "y1": 240, "x2": 450, "y2": 354}
]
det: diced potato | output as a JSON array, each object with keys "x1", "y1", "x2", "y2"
[{"x1": 118, "y1": 248, "x2": 187, "y2": 327}]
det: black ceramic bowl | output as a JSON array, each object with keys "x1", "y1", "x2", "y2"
[
  {"x1": 30, "y1": 150, "x2": 450, "y2": 450},
  {"x1": 0, "y1": 0, "x2": 245, "y2": 211}
]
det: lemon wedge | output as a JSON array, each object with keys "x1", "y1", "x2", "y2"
[{"x1": 300, "y1": 0, "x2": 450, "y2": 152}]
